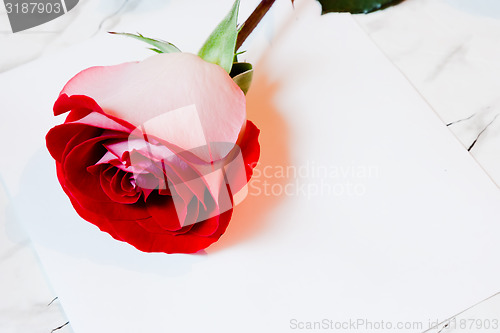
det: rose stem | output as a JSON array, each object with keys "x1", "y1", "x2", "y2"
[{"x1": 236, "y1": 0, "x2": 277, "y2": 51}]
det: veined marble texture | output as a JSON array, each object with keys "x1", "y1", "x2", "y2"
[
  {"x1": 355, "y1": 0, "x2": 500, "y2": 186},
  {"x1": 0, "y1": 180, "x2": 71, "y2": 333},
  {"x1": 1, "y1": 0, "x2": 499, "y2": 332}
]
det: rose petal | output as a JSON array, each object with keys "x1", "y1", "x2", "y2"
[
  {"x1": 99, "y1": 167, "x2": 140, "y2": 204},
  {"x1": 56, "y1": 162, "x2": 150, "y2": 222},
  {"x1": 145, "y1": 193, "x2": 184, "y2": 231},
  {"x1": 240, "y1": 120, "x2": 261, "y2": 181},
  {"x1": 113, "y1": 209, "x2": 233, "y2": 254},
  {"x1": 72, "y1": 112, "x2": 131, "y2": 132},
  {"x1": 46, "y1": 123, "x2": 99, "y2": 163},
  {"x1": 61, "y1": 53, "x2": 246, "y2": 162}
]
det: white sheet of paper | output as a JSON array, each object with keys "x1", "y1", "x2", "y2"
[{"x1": 1, "y1": 1, "x2": 499, "y2": 332}]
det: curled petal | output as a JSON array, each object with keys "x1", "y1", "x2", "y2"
[{"x1": 61, "y1": 53, "x2": 246, "y2": 161}]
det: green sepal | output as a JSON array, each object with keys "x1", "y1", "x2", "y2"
[
  {"x1": 317, "y1": 0, "x2": 403, "y2": 14},
  {"x1": 109, "y1": 32, "x2": 181, "y2": 53},
  {"x1": 230, "y1": 62, "x2": 253, "y2": 95},
  {"x1": 198, "y1": 0, "x2": 240, "y2": 73}
]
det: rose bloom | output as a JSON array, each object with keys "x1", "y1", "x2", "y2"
[{"x1": 46, "y1": 53, "x2": 260, "y2": 254}]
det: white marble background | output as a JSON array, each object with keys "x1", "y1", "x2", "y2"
[
  {"x1": 1, "y1": 0, "x2": 500, "y2": 332},
  {"x1": 355, "y1": 0, "x2": 500, "y2": 187}
]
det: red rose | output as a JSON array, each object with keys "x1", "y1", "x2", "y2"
[{"x1": 46, "y1": 53, "x2": 260, "y2": 254}]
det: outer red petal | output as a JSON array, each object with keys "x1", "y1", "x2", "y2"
[
  {"x1": 46, "y1": 73, "x2": 261, "y2": 254},
  {"x1": 240, "y1": 120, "x2": 261, "y2": 181}
]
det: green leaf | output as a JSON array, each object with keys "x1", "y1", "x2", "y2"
[
  {"x1": 198, "y1": 0, "x2": 240, "y2": 73},
  {"x1": 317, "y1": 0, "x2": 404, "y2": 14},
  {"x1": 109, "y1": 32, "x2": 181, "y2": 53},
  {"x1": 230, "y1": 62, "x2": 253, "y2": 95}
]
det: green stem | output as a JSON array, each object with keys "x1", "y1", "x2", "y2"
[{"x1": 236, "y1": 0, "x2": 277, "y2": 51}]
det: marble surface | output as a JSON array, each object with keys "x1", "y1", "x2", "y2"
[
  {"x1": 355, "y1": 0, "x2": 500, "y2": 187},
  {"x1": 1, "y1": 0, "x2": 499, "y2": 332},
  {"x1": 0, "y1": 180, "x2": 70, "y2": 333}
]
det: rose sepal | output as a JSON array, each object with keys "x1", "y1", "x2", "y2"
[
  {"x1": 108, "y1": 32, "x2": 181, "y2": 54},
  {"x1": 198, "y1": 0, "x2": 240, "y2": 73},
  {"x1": 229, "y1": 62, "x2": 253, "y2": 95}
]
